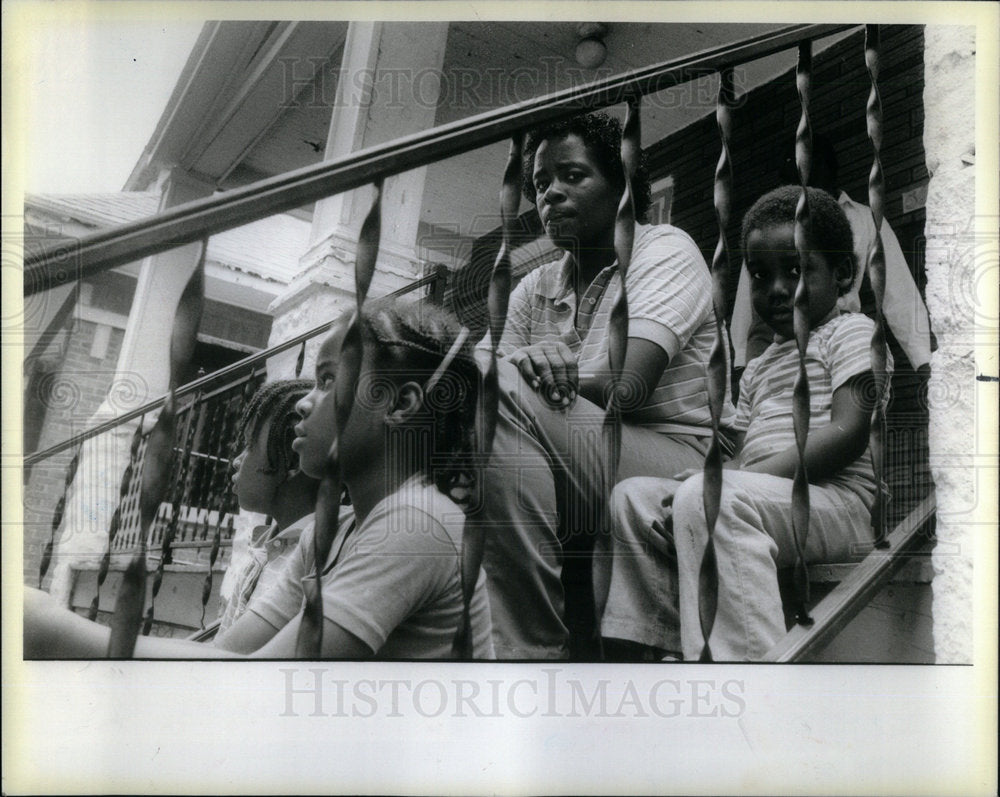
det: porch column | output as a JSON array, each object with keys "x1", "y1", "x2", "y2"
[
  {"x1": 47, "y1": 167, "x2": 214, "y2": 605},
  {"x1": 267, "y1": 21, "x2": 450, "y2": 379},
  {"x1": 922, "y1": 26, "x2": 988, "y2": 664}
]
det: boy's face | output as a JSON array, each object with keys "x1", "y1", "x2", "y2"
[
  {"x1": 231, "y1": 419, "x2": 283, "y2": 515},
  {"x1": 532, "y1": 133, "x2": 620, "y2": 252},
  {"x1": 746, "y1": 221, "x2": 851, "y2": 339},
  {"x1": 292, "y1": 322, "x2": 347, "y2": 479}
]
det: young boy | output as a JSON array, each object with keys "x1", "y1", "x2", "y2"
[{"x1": 607, "y1": 185, "x2": 891, "y2": 661}]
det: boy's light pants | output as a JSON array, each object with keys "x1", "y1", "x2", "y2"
[{"x1": 604, "y1": 472, "x2": 872, "y2": 661}]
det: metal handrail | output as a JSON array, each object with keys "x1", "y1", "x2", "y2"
[
  {"x1": 23, "y1": 270, "x2": 440, "y2": 466},
  {"x1": 762, "y1": 493, "x2": 937, "y2": 662},
  {"x1": 24, "y1": 24, "x2": 855, "y2": 294},
  {"x1": 28, "y1": 21, "x2": 921, "y2": 663}
]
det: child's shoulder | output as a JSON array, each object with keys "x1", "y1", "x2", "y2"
[
  {"x1": 368, "y1": 477, "x2": 464, "y2": 545},
  {"x1": 813, "y1": 311, "x2": 876, "y2": 350}
]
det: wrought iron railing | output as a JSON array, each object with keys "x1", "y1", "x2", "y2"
[
  {"x1": 32, "y1": 270, "x2": 443, "y2": 634},
  {"x1": 23, "y1": 22, "x2": 934, "y2": 659}
]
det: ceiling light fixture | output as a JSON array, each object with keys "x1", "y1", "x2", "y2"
[{"x1": 575, "y1": 22, "x2": 609, "y2": 69}]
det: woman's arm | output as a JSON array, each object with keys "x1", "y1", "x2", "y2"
[
  {"x1": 579, "y1": 336, "x2": 670, "y2": 410},
  {"x1": 580, "y1": 227, "x2": 711, "y2": 411}
]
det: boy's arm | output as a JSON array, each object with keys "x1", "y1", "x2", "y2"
[{"x1": 740, "y1": 371, "x2": 874, "y2": 483}]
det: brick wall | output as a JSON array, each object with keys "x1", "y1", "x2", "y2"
[
  {"x1": 647, "y1": 25, "x2": 931, "y2": 527},
  {"x1": 647, "y1": 25, "x2": 928, "y2": 312},
  {"x1": 24, "y1": 318, "x2": 125, "y2": 584}
]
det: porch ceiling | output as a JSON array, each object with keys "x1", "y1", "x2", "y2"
[{"x1": 127, "y1": 21, "x2": 847, "y2": 251}]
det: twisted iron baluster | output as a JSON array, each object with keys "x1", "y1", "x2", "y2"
[
  {"x1": 199, "y1": 373, "x2": 259, "y2": 624},
  {"x1": 451, "y1": 133, "x2": 523, "y2": 659},
  {"x1": 38, "y1": 444, "x2": 80, "y2": 587},
  {"x1": 865, "y1": 25, "x2": 890, "y2": 549},
  {"x1": 296, "y1": 181, "x2": 383, "y2": 659},
  {"x1": 114, "y1": 434, "x2": 146, "y2": 555},
  {"x1": 592, "y1": 94, "x2": 640, "y2": 655},
  {"x1": 789, "y1": 42, "x2": 815, "y2": 626},
  {"x1": 190, "y1": 395, "x2": 226, "y2": 545},
  {"x1": 142, "y1": 390, "x2": 200, "y2": 634},
  {"x1": 294, "y1": 341, "x2": 306, "y2": 378},
  {"x1": 190, "y1": 388, "x2": 232, "y2": 625},
  {"x1": 606, "y1": 95, "x2": 640, "y2": 453},
  {"x1": 697, "y1": 67, "x2": 736, "y2": 662},
  {"x1": 107, "y1": 240, "x2": 206, "y2": 657},
  {"x1": 87, "y1": 423, "x2": 143, "y2": 619}
]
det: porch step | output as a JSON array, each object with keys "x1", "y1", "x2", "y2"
[
  {"x1": 69, "y1": 565, "x2": 224, "y2": 636},
  {"x1": 767, "y1": 494, "x2": 937, "y2": 662}
]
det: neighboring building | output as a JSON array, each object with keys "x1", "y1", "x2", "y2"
[
  {"x1": 24, "y1": 21, "x2": 984, "y2": 661},
  {"x1": 23, "y1": 192, "x2": 308, "y2": 459},
  {"x1": 23, "y1": 191, "x2": 309, "y2": 615}
]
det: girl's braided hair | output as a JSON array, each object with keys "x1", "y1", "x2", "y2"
[
  {"x1": 521, "y1": 111, "x2": 652, "y2": 222},
  {"x1": 359, "y1": 297, "x2": 479, "y2": 504},
  {"x1": 237, "y1": 379, "x2": 314, "y2": 476}
]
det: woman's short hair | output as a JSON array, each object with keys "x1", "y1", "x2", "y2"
[{"x1": 521, "y1": 111, "x2": 652, "y2": 222}]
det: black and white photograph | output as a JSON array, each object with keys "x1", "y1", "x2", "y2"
[{"x1": 4, "y1": 1, "x2": 997, "y2": 793}]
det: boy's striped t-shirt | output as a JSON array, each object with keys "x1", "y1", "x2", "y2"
[{"x1": 736, "y1": 312, "x2": 893, "y2": 504}]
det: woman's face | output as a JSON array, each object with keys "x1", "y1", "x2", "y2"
[
  {"x1": 292, "y1": 322, "x2": 347, "y2": 478},
  {"x1": 531, "y1": 133, "x2": 621, "y2": 252}
]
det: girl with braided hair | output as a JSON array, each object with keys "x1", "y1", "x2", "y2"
[
  {"x1": 214, "y1": 379, "x2": 318, "y2": 637},
  {"x1": 25, "y1": 297, "x2": 493, "y2": 659},
  {"x1": 23, "y1": 378, "x2": 331, "y2": 656},
  {"x1": 276, "y1": 296, "x2": 493, "y2": 659}
]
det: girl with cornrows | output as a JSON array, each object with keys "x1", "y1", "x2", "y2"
[
  {"x1": 216, "y1": 379, "x2": 319, "y2": 637},
  {"x1": 24, "y1": 297, "x2": 493, "y2": 659}
]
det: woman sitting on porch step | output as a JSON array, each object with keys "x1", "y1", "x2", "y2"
[
  {"x1": 24, "y1": 297, "x2": 494, "y2": 659},
  {"x1": 471, "y1": 111, "x2": 736, "y2": 660}
]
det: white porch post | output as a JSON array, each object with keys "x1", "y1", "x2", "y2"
[
  {"x1": 922, "y1": 26, "x2": 986, "y2": 664},
  {"x1": 112, "y1": 169, "x2": 214, "y2": 401},
  {"x1": 267, "y1": 21, "x2": 450, "y2": 380},
  {"x1": 47, "y1": 167, "x2": 215, "y2": 605}
]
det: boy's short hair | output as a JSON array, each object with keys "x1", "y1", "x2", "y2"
[
  {"x1": 741, "y1": 185, "x2": 856, "y2": 292},
  {"x1": 521, "y1": 111, "x2": 652, "y2": 222}
]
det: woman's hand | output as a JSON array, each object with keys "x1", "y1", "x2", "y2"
[{"x1": 508, "y1": 341, "x2": 578, "y2": 408}]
